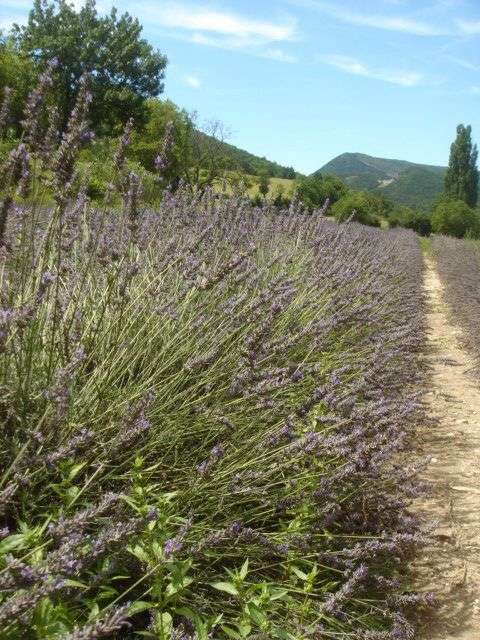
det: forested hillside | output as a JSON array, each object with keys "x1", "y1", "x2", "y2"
[{"x1": 316, "y1": 152, "x2": 446, "y2": 208}]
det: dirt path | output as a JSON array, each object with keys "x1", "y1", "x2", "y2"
[{"x1": 415, "y1": 255, "x2": 480, "y2": 639}]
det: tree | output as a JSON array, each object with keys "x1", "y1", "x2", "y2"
[
  {"x1": 130, "y1": 99, "x2": 235, "y2": 190},
  {"x1": 130, "y1": 99, "x2": 187, "y2": 179},
  {"x1": 258, "y1": 172, "x2": 270, "y2": 199},
  {"x1": 282, "y1": 166, "x2": 296, "y2": 180},
  {"x1": 180, "y1": 116, "x2": 233, "y2": 189},
  {"x1": 271, "y1": 183, "x2": 291, "y2": 208},
  {"x1": 13, "y1": 0, "x2": 167, "y2": 133},
  {"x1": 330, "y1": 191, "x2": 383, "y2": 227},
  {"x1": 444, "y1": 124, "x2": 479, "y2": 208},
  {"x1": 388, "y1": 206, "x2": 432, "y2": 236},
  {"x1": 431, "y1": 199, "x2": 479, "y2": 238},
  {"x1": 296, "y1": 174, "x2": 347, "y2": 211},
  {"x1": 0, "y1": 35, "x2": 36, "y2": 136}
]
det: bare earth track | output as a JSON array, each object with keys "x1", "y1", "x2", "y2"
[{"x1": 415, "y1": 256, "x2": 480, "y2": 639}]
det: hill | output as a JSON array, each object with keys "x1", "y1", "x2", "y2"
[
  {"x1": 220, "y1": 138, "x2": 298, "y2": 179},
  {"x1": 194, "y1": 129, "x2": 299, "y2": 179},
  {"x1": 314, "y1": 152, "x2": 446, "y2": 209}
]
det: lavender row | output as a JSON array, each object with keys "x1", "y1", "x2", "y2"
[
  {"x1": 0, "y1": 76, "x2": 428, "y2": 639},
  {"x1": 431, "y1": 235, "x2": 480, "y2": 373}
]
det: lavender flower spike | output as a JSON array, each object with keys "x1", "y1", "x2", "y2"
[{"x1": 62, "y1": 605, "x2": 131, "y2": 640}]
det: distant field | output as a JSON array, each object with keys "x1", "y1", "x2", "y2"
[
  {"x1": 264, "y1": 177, "x2": 297, "y2": 197},
  {"x1": 214, "y1": 174, "x2": 297, "y2": 199}
]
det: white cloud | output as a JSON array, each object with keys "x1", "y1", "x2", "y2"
[
  {"x1": 144, "y1": 3, "x2": 298, "y2": 61},
  {"x1": 290, "y1": 0, "x2": 450, "y2": 36},
  {"x1": 0, "y1": 19, "x2": 14, "y2": 32},
  {"x1": 456, "y1": 19, "x2": 480, "y2": 35},
  {"x1": 446, "y1": 55, "x2": 480, "y2": 71},
  {"x1": 185, "y1": 31, "x2": 298, "y2": 62},
  {"x1": 471, "y1": 85, "x2": 480, "y2": 94},
  {"x1": 184, "y1": 74, "x2": 201, "y2": 88},
  {"x1": 263, "y1": 48, "x2": 298, "y2": 63},
  {"x1": 153, "y1": 3, "x2": 296, "y2": 42},
  {"x1": 320, "y1": 54, "x2": 423, "y2": 86}
]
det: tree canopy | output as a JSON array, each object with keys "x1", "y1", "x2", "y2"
[
  {"x1": 444, "y1": 124, "x2": 479, "y2": 208},
  {"x1": 431, "y1": 199, "x2": 479, "y2": 238},
  {"x1": 12, "y1": 0, "x2": 167, "y2": 133},
  {"x1": 0, "y1": 35, "x2": 36, "y2": 135},
  {"x1": 296, "y1": 174, "x2": 347, "y2": 211},
  {"x1": 330, "y1": 191, "x2": 388, "y2": 227}
]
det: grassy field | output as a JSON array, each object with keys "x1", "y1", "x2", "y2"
[{"x1": 215, "y1": 174, "x2": 297, "y2": 199}]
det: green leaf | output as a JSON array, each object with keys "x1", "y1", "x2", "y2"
[
  {"x1": 154, "y1": 611, "x2": 173, "y2": 637},
  {"x1": 120, "y1": 495, "x2": 143, "y2": 513},
  {"x1": 221, "y1": 625, "x2": 242, "y2": 640},
  {"x1": 0, "y1": 534, "x2": 26, "y2": 555},
  {"x1": 166, "y1": 576, "x2": 193, "y2": 597},
  {"x1": 68, "y1": 462, "x2": 87, "y2": 481},
  {"x1": 63, "y1": 578, "x2": 88, "y2": 590},
  {"x1": 290, "y1": 566, "x2": 308, "y2": 581},
  {"x1": 66, "y1": 486, "x2": 80, "y2": 502},
  {"x1": 240, "y1": 558, "x2": 249, "y2": 580},
  {"x1": 129, "y1": 600, "x2": 155, "y2": 615},
  {"x1": 128, "y1": 543, "x2": 150, "y2": 563},
  {"x1": 273, "y1": 628, "x2": 298, "y2": 640},
  {"x1": 88, "y1": 603, "x2": 100, "y2": 621},
  {"x1": 210, "y1": 581, "x2": 239, "y2": 596},
  {"x1": 246, "y1": 603, "x2": 266, "y2": 626},
  {"x1": 238, "y1": 623, "x2": 252, "y2": 638},
  {"x1": 175, "y1": 607, "x2": 196, "y2": 620},
  {"x1": 161, "y1": 491, "x2": 178, "y2": 502}
]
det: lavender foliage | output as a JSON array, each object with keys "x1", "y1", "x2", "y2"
[
  {"x1": 431, "y1": 234, "x2": 480, "y2": 374},
  {"x1": 0, "y1": 89, "x2": 429, "y2": 639}
]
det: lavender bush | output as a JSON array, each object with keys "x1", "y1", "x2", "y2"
[
  {"x1": 0, "y1": 76, "x2": 428, "y2": 639},
  {"x1": 431, "y1": 235, "x2": 480, "y2": 373}
]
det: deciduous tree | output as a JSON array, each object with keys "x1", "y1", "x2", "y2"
[
  {"x1": 13, "y1": 0, "x2": 167, "y2": 133},
  {"x1": 445, "y1": 124, "x2": 478, "y2": 208}
]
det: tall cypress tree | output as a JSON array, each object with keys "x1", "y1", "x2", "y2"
[{"x1": 444, "y1": 124, "x2": 479, "y2": 208}]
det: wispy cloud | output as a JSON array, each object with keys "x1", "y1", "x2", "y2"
[
  {"x1": 263, "y1": 48, "x2": 298, "y2": 63},
  {"x1": 184, "y1": 74, "x2": 201, "y2": 89},
  {"x1": 187, "y1": 31, "x2": 297, "y2": 63},
  {"x1": 290, "y1": 0, "x2": 450, "y2": 36},
  {"x1": 456, "y1": 18, "x2": 480, "y2": 35},
  {"x1": 152, "y1": 3, "x2": 296, "y2": 42},
  {"x1": 471, "y1": 85, "x2": 480, "y2": 94},
  {"x1": 320, "y1": 54, "x2": 423, "y2": 86},
  {"x1": 140, "y1": 2, "x2": 297, "y2": 61},
  {"x1": 445, "y1": 55, "x2": 480, "y2": 71}
]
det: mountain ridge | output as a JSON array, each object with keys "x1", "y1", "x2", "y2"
[{"x1": 314, "y1": 152, "x2": 447, "y2": 208}]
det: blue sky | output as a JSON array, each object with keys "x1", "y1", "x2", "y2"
[{"x1": 1, "y1": 0, "x2": 480, "y2": 173}]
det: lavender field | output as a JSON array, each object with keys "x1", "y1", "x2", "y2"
[
  {"x1": 431, "y1": 236, "x2": 480, "y2": 376},
  {"x1": 0, "y1": 74, "x2": 435, "y2": 640}
]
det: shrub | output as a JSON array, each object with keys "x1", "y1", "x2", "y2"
[
  {"x1": 431, "y1": 199, "x2": 479, "y2": 238},
  {"x1": 389, "y1": 206, "x2": 432, "y2": 236},
  {"x1": 296, "y1": 174, "x2": 347, "y2": 211},
  {"x1": 330, "y1": 191, "x2": 382, "y2": 226},
  {"x1": 271, "y1": 184, "x2": 291, "y2": 209}
]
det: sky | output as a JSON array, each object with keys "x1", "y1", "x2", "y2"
[{"x1": 1, "y1": 0, "x2": 480, "y2": 174}]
